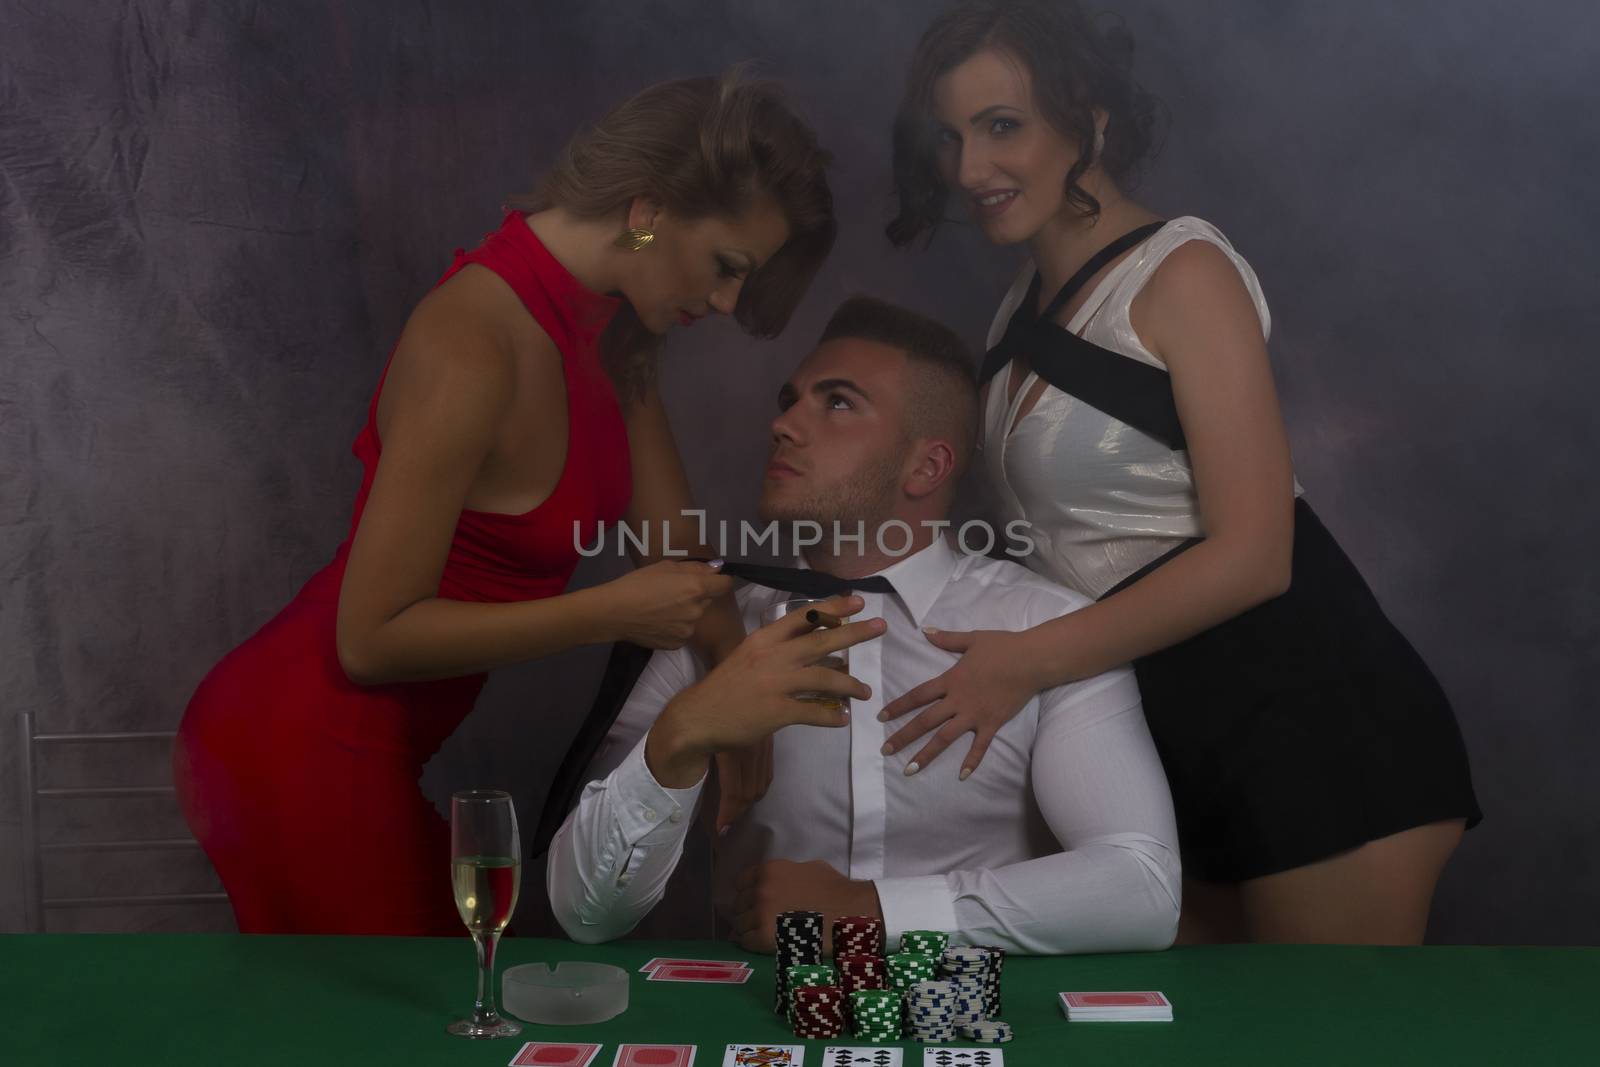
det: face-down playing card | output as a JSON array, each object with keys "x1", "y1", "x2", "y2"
[
  {"x1": 614, "y1": 1045, "x2": 697, "y2": 1067},
  {"x1": 508, "y1": 1043, "x2": 603, "y2": 1067}
]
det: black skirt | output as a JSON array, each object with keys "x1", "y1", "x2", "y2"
[{"x1": 1125, "y1": 498, "x2": 1483, "y2": 883}]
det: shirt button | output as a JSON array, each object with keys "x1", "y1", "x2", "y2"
[
  {"x1": 669, "y1": 810, "x2": 684, "y2": 824},
  {"x1": 643, "y1": 808, "x2": 658, "y2": 821}
]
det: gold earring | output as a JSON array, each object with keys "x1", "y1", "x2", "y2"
[{"x1": 614, "y1": 228, "x2": 655, "y2": 251}]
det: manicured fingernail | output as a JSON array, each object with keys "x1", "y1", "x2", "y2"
[
  {"x1": 959, "y1": 768, "x2": 972, "y2": 781},
  {"x1": 708, "y1": 557, "x2": 725, "y2": 571},
  {"x1": 905, "y1": 761, "x2": 921, "y2": 776},
  {"x1": 876, "y1": 710, "x2": 887, "y2": 721},
  {"x1": 922, "y1": 626, "x2": 940, "y2": 636},
  {"x1": 881, "y1": 742, "x2": 894, "y2": 755},
  {"x1": 869, "y1": 618, "x2": 886, "y2": 631}
]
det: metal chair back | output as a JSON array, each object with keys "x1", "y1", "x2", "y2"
[{"x1": 16, "y1": 711, "x2": 229, "y2": 932}]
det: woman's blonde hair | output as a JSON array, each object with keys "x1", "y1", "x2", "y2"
[{"x1": 508, "y1": 67, "x2": 836, "y2": 401}]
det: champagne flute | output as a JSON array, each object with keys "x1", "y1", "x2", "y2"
[
  {"x1": 447, "y1": 789, "x2": 522, "y2": 1039},
  {"x1": 761, "y1": 598, "x2": 850, "y2": 710}
]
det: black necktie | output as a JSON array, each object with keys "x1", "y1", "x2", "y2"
[
  {"x1": 704, "y1": 558, "x2": 896, "y2": 597},
  {"x1": 530, "y1": 561, "x2": 895, "y2": 856}
]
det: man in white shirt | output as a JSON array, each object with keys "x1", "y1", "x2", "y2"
[{"x1": 547, "y1": 297, "x2": 1180, "y2": 955}]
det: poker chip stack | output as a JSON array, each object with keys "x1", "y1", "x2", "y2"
[
  {"x1": 958, "y1": 1020, "x2": 1015, "y2": 1044},
  {"x1": 832, "y1": 915, "x2": 886, "y2": 957},
  {"x1": 773, "y1": 910, "x2": 823, "y2": 1014},
  {"x1": 936, "y1": 946, "x2": 994, "y2": 1028},
  {"x1": 785, "y1": 963, "x2": 836, "y2": 1001},
  {"x1": 885, "y1": 951, "x2": 937, "y2": 997},
  {"x1": 835, "y1": 952, "x2": 886, "y2": 1030},
  {"x1": 904, "y1": 979, "x2": 960, "y2": 1043},
  {"x1": 790, "y1": 983, "x2": 846, "y2": 1040},
  {"x1": 972, "y1": 944, "x2": 1007, "y2": 1018},
  {"x1": 784, "y1": 962, "x2": 838, "y2": 1037},
  {"x1": 832, "y1": 917, "x2": 885, "y2": 1022},
  {"x1": 899, "y1": 929, "x2": 949, "y2": 958},
  {"x1": 848, "y1": 989, "x2": 902, "y2": 1044},
  {"x1": 836, "y1": 953, "x2": 887, "y2": 994}
]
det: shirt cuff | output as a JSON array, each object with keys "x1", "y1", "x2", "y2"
[
  {"x1": 609, "y1": 734, "x2": 705, "y2": 847},
  {"x1": 874, "y1": 873, "x2": 961, "y2": 948}
]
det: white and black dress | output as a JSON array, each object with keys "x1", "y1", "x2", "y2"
[{"x1": 980, "y1": 216, "x2": 1481, "y2": 881}]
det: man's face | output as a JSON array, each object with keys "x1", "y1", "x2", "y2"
[{"x1": 759, "y1": 338, "x2": 913, "y2": 531}]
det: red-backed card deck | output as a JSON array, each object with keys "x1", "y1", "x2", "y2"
[
  {"x1": 647, "y1": 963, "x2": 753, "y2": 984},
  {"x1": 1058, "y1": 990, "x2": 1173, "y2": 1021},
  {"x1": 613, "y1": 1045, "x2": 697, "y2": 1067},
  {"x1": 640, "y1": 958, "x2": 752, "y2": 976},
  {"x1": 509, "y1": 1042, "x2": 603, "y2": 1067}
]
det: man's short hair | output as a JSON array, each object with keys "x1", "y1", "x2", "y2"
[{"x1": 817, "y1": 296, "x2": 978, "y2": 478}]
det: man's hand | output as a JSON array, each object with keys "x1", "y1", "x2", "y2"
[
  {"x1": 645, "y1": 594, "x2": 884, "y2": 788},
  {"x1": 731, "y1": 859, "x2": 883, "y2": 954}
]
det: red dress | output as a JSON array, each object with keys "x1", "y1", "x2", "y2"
[{"x1": 174, "y1": 214, "x2": 632, "y2": 934}]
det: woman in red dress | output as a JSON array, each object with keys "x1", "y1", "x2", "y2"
[{"x1": 173, "y1": 72, "x2": 838, "y2": 935}]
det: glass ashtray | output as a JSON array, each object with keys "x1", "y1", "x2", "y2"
[{"x1": 502, "y1": 962, "x2": 629, "y2": 1025}]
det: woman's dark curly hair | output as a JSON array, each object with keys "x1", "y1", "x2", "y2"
[{"x1": 886, "y1": 0, "x2": 1163, "y2": 247}]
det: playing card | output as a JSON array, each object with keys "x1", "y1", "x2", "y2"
[
  {"x1": 822, "y1": 1047, "x2": 902, "y2": 1067},
  {"x1": 722, "y1": 1044, "x2": 805, "y2": 1066},
  {"x1": 648, "y1": 963, "x2": 753, "y2": 984},
  {"x1": 614, "y1": 1045, "x2": 696, "y2": 1067},
  {"x1": 640, "y1": 958, "x2": 752, "y2": 975},
  {"x1": 921, "y1": 1051, "x2": 1002, "y2": 1067},
  {"x1": 509, "y1": 1043, "x2": 603, "y2": 1067},
  {"x1": 1060, "y1": 991, "x2": 1170, "y2": 1009}
]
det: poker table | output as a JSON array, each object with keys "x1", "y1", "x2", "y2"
[{"x1": 2, "y1": 935, "x2": 1593, "y2": 1065}]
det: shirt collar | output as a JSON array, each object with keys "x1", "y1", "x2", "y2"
[{"x1": 794, "y1": 535, "x2": 958, "y2": 629}]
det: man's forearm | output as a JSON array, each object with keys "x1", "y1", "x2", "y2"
[
  {"x1": 546, "y1": 737, "x2": 705, "y2": 944},
  {"x1": 875, "y1": 839, "x2": 1180, "y2": 955}
]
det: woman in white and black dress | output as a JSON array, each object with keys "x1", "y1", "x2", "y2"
[{"x1": 876, "y1": 0, "x2": 1481, "y2": 943}]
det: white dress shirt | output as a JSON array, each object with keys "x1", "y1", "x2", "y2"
[{"x1": 546, "y1": 536, "x2": 1181, "y2": 954}]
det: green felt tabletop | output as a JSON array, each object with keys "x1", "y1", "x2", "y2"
[{"x1": 1, "y1": 935, "x2": 1595, "y2": 1066}]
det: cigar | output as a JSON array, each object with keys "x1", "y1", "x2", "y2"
[{"x1": 805, "y1": 609, "x2": 844, "y2": 629}]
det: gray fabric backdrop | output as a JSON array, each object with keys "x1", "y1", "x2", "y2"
[{"x1": 2, "y1": 0, "x2": 1595, "y2": 943}]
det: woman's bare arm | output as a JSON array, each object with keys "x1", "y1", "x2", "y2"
[
  {"x1": 1014, "y1": 237, "x2": 1295, "y2": 682},
  {"x1": 335, "y1": 287, "x2": 726, "y2": 685}
]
